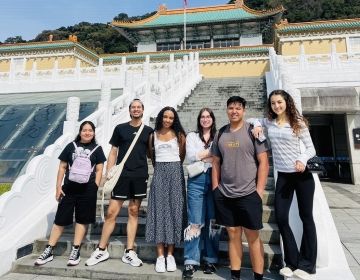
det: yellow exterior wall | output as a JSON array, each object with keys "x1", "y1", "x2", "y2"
[
  {"x1": 0, "y1": 60, "x2": 10, "y2": 72},
  {"x1": 200, "y1": 60, "x2": 269, "y2": 78},
  {"x1": 59, "y1": 56, "x2": 76, "y2": 68},
  {"x1": 279, "y1": 38, "x2": 347, "y2": 55}
]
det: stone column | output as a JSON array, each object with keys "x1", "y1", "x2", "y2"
[
  {"x1": 99, "y1": 81, "x2": 112, "y2": 148},
  {"x1": 97, "y1": 58, "x2": 104, "y2": 80},
  {"x1": 63, "y1": 97, "x2": 80, "y2": 135},
  {"x1": 120, "y1": 56, "x2": 127, "y2": 86},
  {"x1": 345, "y1": 113, "x2": 360, "y2": 184},
  {"x1": 52, "y1": 60, "x2": 59, "y2": 80}
]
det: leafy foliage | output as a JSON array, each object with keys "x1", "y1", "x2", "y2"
[
  {"x1": 32, "y1": 22, "x2": 134, "y2": 54},
  {"x1": 229, "y1": 0, "x2": 360, "y2": 22},
  {"x1": 4, "y1": 36, "x2": 26, "y2": 44},
  {"x1": 0, "y1": 183, "x2": 11, "y2": 195}
]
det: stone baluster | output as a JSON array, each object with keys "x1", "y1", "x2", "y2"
[
  {"x1": 189, "y1": 52, "x2": 194, "y2": 74},
  {"x1": 63, "y1": 97, "x2": 80, "y2": 136},
  {"x1": 176, "y1": 59, "x2": 182, "y2": 87},
  {"x1": 281, "y1": 73, "x2": 302, "y2": 114},
  {"x1": 142, "y1": 55, "x2": 151, "y2": 107},
  {"x1": 52, "y1": 60, "x2": 59, "y2": 80},
  {"x1": 158, "y1": 68, "x2": 166, "y2": 107},
  {"x1": 97, "y1": 58, "x2": 104, "y2": 80},
  {"x1": 299, "y1": 44, "x2": 308, "y2": 71},
  {"x1": 75, "y1": 59, "x2": 81, "y2": 80},
  {"x1": 195, "y1": 52, "x2": 200, "y2": 75},
  {"x1": 30, "y1": 61, "x2": 37, "y2": 81},
  {"x1": 277, "y1": 55, "x2": 285, "y2": 90},
  {"x1": 183, "y1": 55, "x2": 189, "y2": 79},
  {"x1": 98, "y1": 81, "x2": 112, "y2": 147},
  {"x1": 169, "y1": 54, "x2": 175, "y2": 77},
  {"x1": 9, "y1": 58, "x2": 15, "y2": 83},
  {"x1": 330, "y1": 43, "x2": 341, "y2": 70},
  {"x1": 120, "y1": 56, "x2": 127, "y2": 87}
]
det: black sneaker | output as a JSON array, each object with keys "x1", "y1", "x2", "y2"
[
  {"x1": 183, "y1": 264, "x2": 197, "y2": 279},
  {"x1": 67, "y1": 246, "x2": 81, "y2": 266},
  {"x1": 203, "y1": 262, "x2": 216, "y2": 274},
  {"x1": 34, "y1": 245, "x2": 53, "y2": 265}
]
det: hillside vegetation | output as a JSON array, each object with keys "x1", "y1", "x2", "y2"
[{"x1": 1, "y1": 1, "x2": 359, "y2": 53}]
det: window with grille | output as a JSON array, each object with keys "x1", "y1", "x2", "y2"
[{"x1": 349, "y1": 37, "x2": 360, "y2": 53}]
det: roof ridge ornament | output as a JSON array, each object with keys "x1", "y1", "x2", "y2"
[
  {"x1": 234, "y1": 0, "x2": 244, "y2": 8},
  {"x1": 159, "y1": 4, "x2": 167, "y2": 14}
]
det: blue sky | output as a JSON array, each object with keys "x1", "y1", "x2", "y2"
[{"x1": 0, "y1": 0, "x2": 227, "y2": 42}]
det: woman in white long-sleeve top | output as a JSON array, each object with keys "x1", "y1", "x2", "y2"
[
  {"x1": 182, "y1": 108, "x2": 221, "y2": 279},
  {"x1": 250, "y1": 90, "x2": 316, "y2": 280}
]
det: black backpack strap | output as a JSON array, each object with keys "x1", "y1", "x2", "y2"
[{"x1": 217, "y1": 125, "x2": 228, "y2": 165}]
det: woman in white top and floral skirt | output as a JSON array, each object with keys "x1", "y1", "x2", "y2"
[{"x1": 146, "y1": 106, "x2": 187, "y2": 274}]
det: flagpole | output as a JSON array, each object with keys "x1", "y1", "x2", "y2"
[{"x1": 183, "y1": 1, "x2": 187, "y2": 50}]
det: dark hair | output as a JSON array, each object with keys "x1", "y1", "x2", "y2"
[
  {"x1": 74, "y1": 121, "x2": 96, "y2": 143},
  {"x1": 267, "y1": 89, "x2": 308, "y2": 135},
  {"x1": 197, "y1": 108, "x2": 216, "y2": 148},
  {"x1": 226, "y1": 96, "x2": 247, "y2": 108},
  {"x1": 129, "y1": 98, "x2": 144, "y2": 110},
  {"x1": 155, "y1": 106, "x2": 186, "y2": 140}
]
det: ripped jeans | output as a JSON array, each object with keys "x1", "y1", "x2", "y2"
[{"x1": 183, "y1": 169, "x2": 221, "y2": 266}]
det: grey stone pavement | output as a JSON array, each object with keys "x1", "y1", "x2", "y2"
[{"x1": 322, "y1": 182, "x2": 360, "y2": 280}]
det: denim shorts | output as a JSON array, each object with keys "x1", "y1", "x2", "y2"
[{"x1": 213, "y1": 188, "x2": 263, "y2": 230}]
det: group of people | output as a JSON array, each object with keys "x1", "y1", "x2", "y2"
[{"x1": 34, "y1": 91, "x2": 318, "y2": 280}]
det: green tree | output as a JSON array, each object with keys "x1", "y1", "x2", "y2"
[{"x1": 4, "y1": 36, "x2": 26, "y2": 44}]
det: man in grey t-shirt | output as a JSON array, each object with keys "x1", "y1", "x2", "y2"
[{"x1": 211, "y1": 96, "x2": 269, "y2": 280}]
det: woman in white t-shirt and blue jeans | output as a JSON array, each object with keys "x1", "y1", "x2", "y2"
[{"x1": 182, "y1": 108, "x2": 221, "y2": 279}]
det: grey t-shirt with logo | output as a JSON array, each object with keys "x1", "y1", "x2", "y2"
[{"x1": 211, "y1": 122, "x2": 268, "y2": 198}]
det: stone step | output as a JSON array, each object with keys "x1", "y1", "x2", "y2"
[
  {"x1": 62, "y1": 218, "x2": 279, "y2": 244},
  {"x1": 32, "y1": 236, "x2": 282, "y2": 270},
  {"x1": 9, "y1": 256, "x2": 283, "y2": 280}
]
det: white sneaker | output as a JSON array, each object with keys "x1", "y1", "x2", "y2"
[
  {"x1": 166, "y1": 255, "x2": 177, "y2": 272},
  {"x1": 121, "y1": 249, "x2": 143, "y2": 267},
  {"x1": 67, "y1": 246, "x2": 81, "y2": 266},
  {"x1": 34, "y1": 245, "x2": 53, "y2": 265},
  {"x1": 280, "y1": 267, "x2": 294, "y2": 277},
  {"x1": 293, "y1": 269, "x2": 311, "y2": 280},
  {"x1": 85, "y1": 247, "x2": 109, "y2": 266},
  {"x1": 155, "y1": 256, "x2": 166, "y2": 273}
]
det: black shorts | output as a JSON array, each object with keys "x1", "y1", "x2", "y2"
[
  {"x1": 213, "y1": 188, "x2": 263, "y2": 230},
  {"x1": 54, "y1": 182, "x2": 98, "y2": 226},
  {"x1": 111, "y1": 175, "x2": 148, "y2": 200}
]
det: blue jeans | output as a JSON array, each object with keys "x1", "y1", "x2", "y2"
[{"x1": 183, "y1": 169, "x2": 221, "y2": 265}]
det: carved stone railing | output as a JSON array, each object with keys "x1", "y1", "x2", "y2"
[
  {"x1": 0, "y1": 53, "x2": 201, "y2": 94},
  {"x1": 267, "y1": 46, "x2": 356, "y2": 280},
  {"x1": 0, "y1": 52, "x2": 201, "y2": 276}
]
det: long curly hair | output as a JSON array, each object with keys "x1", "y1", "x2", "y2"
[
  {"x1": 74, "y1": 121, "x2": 96, "y2": 144},
  {"x1": 267, "y1": 90, "x2": 308, "y2": 136},
  {"x1": 155, "y1": 106, "x2": 186, "y2": 139},
  {"x1": 196, "y1": 108, "x2": 216, "y2": 148}
]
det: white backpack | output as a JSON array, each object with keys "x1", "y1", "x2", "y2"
[{"x1": 69, "y1": 142, "x2": 99, "y2": 184}]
